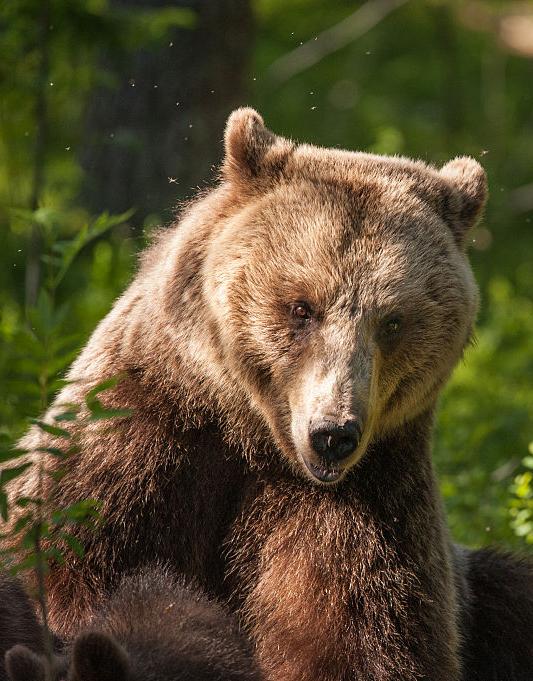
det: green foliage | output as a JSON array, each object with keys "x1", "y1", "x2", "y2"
[
  {"x1": 0, "y1": 203, "x2": 132, "y2": 574},
  {"x1": 0, "y1": 369, "x2": 130, "y2": 572},
  {"x1": 435, "y1": 279, "x2": 533, "y2": 547},
  {"x1": 509, "y1": 444, "x2": 533, "y2": 545},
  {"x1": 1, "y1": 208, "x2": 135, "y2": 436},
  {"x1": 0, "y1": 27, "x2": 136, "y2": 617},
  {"x1": 0, "y1": 202, "x2": 132, "y2": 653}
]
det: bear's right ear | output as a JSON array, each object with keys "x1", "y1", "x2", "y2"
[
  {"x1": 438, "y1": 157, "x2": 488, "y2": 248},
  {"x1": 71, "y1": 631, "x2": 130, "y2": 681},
  {"x1": 223, "y1": 107, "x2": 293, "y2": 184}
]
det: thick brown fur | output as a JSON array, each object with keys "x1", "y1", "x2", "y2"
[
  {"x1": 4, "y1": 565, "x2": 261, "y2": 681},
  {"x1": 453, "y1": 546, "x2": 533, "y2": 680},
  {"x1": 3, "y1": 108, "x2": 530, "y2": 680}
]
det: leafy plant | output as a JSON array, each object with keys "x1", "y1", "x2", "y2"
[
  {"x1": 435, "y1": 279, "x2": 533, "y2": 547},
  {"x1": 0, "y1": 206, "x2": 132, "y2": 661},
  {"x1": 509, "y1": 444, "x2": 533, "y2": 545}
]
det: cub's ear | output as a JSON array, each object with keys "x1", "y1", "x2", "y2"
[
  {"x1": 71, "y1": 631, "x2": 130, "y2": 681},
  {"x1": 5, "y1": 645, "x2": 47, "y2": 681},
  {"x1": 439, "y1": 157, "x2": 488, "y2": 248},
  {"x1": 223, "y1": 107, "x2": 293, "y2": 183}
]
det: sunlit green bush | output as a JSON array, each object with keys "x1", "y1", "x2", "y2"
[
  {"x1": 436, "y1": 279, "x2": 533, "y2": 547},
  {"x1": 509, "y1": 444, "x2": 533, "y2": 545}
]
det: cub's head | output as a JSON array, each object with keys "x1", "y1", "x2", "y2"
[{"x1": 204, "y1": 108, "x2": 487, "y2": 485}]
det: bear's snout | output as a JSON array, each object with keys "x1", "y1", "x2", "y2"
[
  {"x1": 309, "y1": 419, "x2": 361, "y2": 464},
  {"x1": 296, "y1": 418, "x2": 363, "y2": 483}
]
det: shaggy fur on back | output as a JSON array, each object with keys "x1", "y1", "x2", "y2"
[
  {"x1": 5, "y1": 566, "x2": 262, "y2": 681},
  {"x1": 73, "y1": 565, "x2": 262, "y2": 681},
  {"x1": 3, "y1": 108, "x2": 532, "y2": 680}
]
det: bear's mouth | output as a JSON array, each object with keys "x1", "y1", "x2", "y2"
[{"x1": 303, "y1": 459, "x2": 344, "y2": 484}]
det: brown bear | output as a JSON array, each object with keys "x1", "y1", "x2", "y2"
[
  {"x1": 5, "y1": 565, "x2": 262, "y2": 681},
  {"x1": 3, "y1": 108, "x2": 533, "y2": 680}
]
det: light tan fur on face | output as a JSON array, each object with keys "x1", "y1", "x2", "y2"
[{"x1": 205, "y1": 109, "x2": 486, "y2": 483}]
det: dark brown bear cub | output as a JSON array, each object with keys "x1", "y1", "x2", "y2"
[
  {"x1": 5, "y1": 565, "x2": 262, "y2": 681},
  {"x1": 4, "y1": 108, "x2": 532, "y2": 680}
]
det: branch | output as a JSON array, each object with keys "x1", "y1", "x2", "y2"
[{"x1": 267, "y1": 0, "x2": 410, "y2": 84}]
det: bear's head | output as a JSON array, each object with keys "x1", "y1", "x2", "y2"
[{"x1": 201, "y1": 108, "x2": 487, "y2": 485}]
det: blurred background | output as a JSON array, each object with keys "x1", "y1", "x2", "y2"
[{"x1": 0, "y1": 0, "x2": 531, "y2": 548}]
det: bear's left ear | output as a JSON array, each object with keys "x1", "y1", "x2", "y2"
[
  {"x1": 438, "y1": 157, "x2": 488, "y2": 248},
  {"x1": 223, "y1": 107, "x2": 293, "y2": 184}
]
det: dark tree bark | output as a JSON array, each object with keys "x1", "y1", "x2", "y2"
[
  {"x1": 81, "y1": 0, "x2": 254, "y2": 226},
  {"x1": 25, "y1": 0, "x2": 50, "y2": 308}
]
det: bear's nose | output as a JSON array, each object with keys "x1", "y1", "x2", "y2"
[{"x1": 309, "y1": 420, "x2": 362, "y2": 464}]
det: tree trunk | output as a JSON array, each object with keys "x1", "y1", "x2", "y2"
[{"x1": 81, "y1": 0, "x2": 254, "y2": 227}]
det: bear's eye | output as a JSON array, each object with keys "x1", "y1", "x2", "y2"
[
  {"x1": 290, "y1": 302, "x2": 313, "y2": 322},
  {"x1": 378, "y1": 315, "x2": 403, "y2": 344},
  {"x1": 384, "y1": 317, "x2": 402, "y2": 335}
]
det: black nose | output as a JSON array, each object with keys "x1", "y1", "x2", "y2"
[{"x1": 309, "y1": 420, "x2": 362, "y2": 464}]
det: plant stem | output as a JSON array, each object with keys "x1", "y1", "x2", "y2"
[
  {"x1": 34, "y1": 525, "x2": 54, "y2": 664},
  {"x1": 33, "y1": 245, "x2": 54, "y2": 665}
]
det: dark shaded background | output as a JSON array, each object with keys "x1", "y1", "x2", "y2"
[{"x1": 0, "y1": 0, "x2": 532, "y2": 548}]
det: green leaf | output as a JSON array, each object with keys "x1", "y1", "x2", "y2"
[
  {"x1": 84, "y1": 375, "x2": 131, "y2": 421},
  {"x1": 60, "y1": 531, "x2": 85, "y2": 558},
  {"x1": 21, "y1": 522, "x2": 50, "y2": 549},
  {"x1": 45, "y1": 546, "x2": 65, "y2": 566},
  {"x1": 40, "y1": 254, "x2": 63, "y2": 267},
  {"x1": 0, "y1": 462, "x2": 32, "y2": 486},
  {"x1": 58, "y1": 499, "x2": 101, "y2": 523},
  {"x1": 120, "y1": 6, "x2": 196, "y2": 47},
  {"x1": 0, "y1": 493, "x2": 8, "y2": 522},
  {"x1": 35, "y1": 447, "x2": 67, "y2": 458},
  {"x1": 50, "y1": 334, "x2": 82, "y2": 356},
  {"x1": 13, "y1": 515, "x2": 32, "y2": 533},
  {"x1": 0, "y1": 448, "x2": 29, "y2": 464},
  {"x1": 10, "y1": 555, "x2": 39, "y2": 574},
  {"x1": 31, "y1": 420, "x2": 71, "y2": 439},
  {"x1": 53, "y1": 209, "x2": 135, "y2": 288},
  {"x1": 8, "y1": 207, "x2": 35, "y2": 224},
  {"x1": 85, "y1": 375, "x2": 122, "y2": 401},
  {"x1": 50, "y1": 468, "x2": 68, "y2": 482},
  {"x1": 15, "y1": 496, "x2": 43, "y2": 509},
  {"x1": 54, "y1": 409, "x2": 79, "y2": 422}
]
